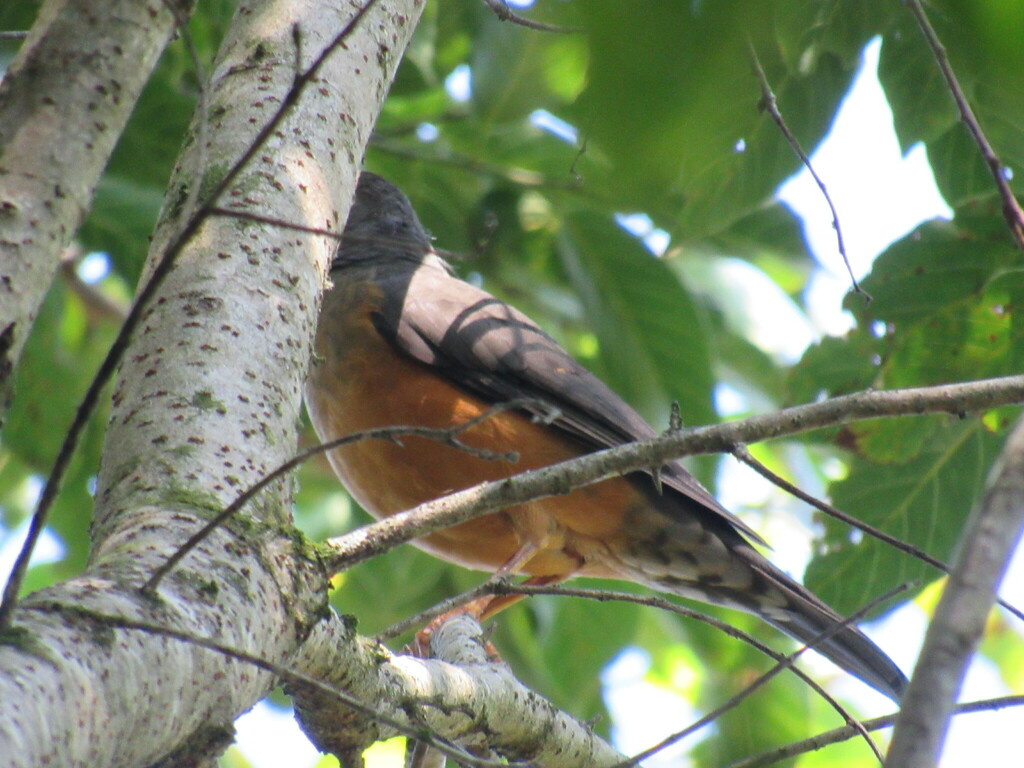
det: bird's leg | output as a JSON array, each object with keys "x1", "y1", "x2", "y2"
[{"x1": 410, "y1": 542, "x2": 558, "y2": 657}]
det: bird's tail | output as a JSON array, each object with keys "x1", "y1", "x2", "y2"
[
  {"x1": 636, "y1": 536, "x2": 908, "y2": 701},
  {"x1": 747, "y1": 557, "x2": 907, "y2": 702}
]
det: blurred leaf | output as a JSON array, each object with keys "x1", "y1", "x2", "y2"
[
  {"x1": 878, "y1": 19, "x2": 960, "y2": 150},
  {"x1": 683, "y1": 607, "x2": 814, "y2": 768},
  {"x1": 471, "y1": 15, "x2": 586, "y2": 124},
  {"x1": 704, "y1": 202, "x2": 814, "y2": 279},
  {"x1": 880, "y1": 2, "x2": 1024, "y2": 204},
  {"x1": 219, "y1": 746, "x2": 256, "y2": 768},
  {"x1": 567, "y1": 1, "x2": 857, "y2": 240},
  {"x1": 3, "y1": 281, "x2": 115, "y2": 578},
  {"x1": 497, "y1": 584, "x2": 641, "y2": 726},
  {"x1": 980, "y1": 613, "x2": 1024, "y2": 692},
  {"x1": 926, "y1": 124, "x2": 1004, "y2": 207},
  {"x1": 329, "y1": 534, "x2": 460, "y2": 638}
]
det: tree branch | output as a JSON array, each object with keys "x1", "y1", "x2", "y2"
[
  {"x1": 0, "y1": 1, "x2": 427, "y2": 764},
  {"x1": 324, "y1": 375, "x2": 1024, "y2": 572},
  {"x1": 885, "y1": 414, "x2": 1024, "y2": 767},
  {"x1": 0, "y1": 0, "x2": 193, "y2": 392},
  {"x1": 0, "y1": 0, "x2": 390, "y2": 629},
  {"x1": 724, "y1": 695, "x2": 1024, "y2": 768},
  {"x1": 903, "y1": 0, "x2": 1024, "y2": 250},
  {"x1": 291, "y1": 613, "x2": 625, "y2": 767}
]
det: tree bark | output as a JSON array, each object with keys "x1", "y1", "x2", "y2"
[
  {"x1": 886, "y1": 415, "x2": 1024, "y2": 768},
  {"x1": 0, "y1": 1, "x2": 424, "y2": 764},
  {"x1": 0, "y1": 0, "x2": 195, "y2": 405}
]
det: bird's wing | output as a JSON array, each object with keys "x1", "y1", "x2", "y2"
[{"x1": 368, "y1": 263, "x2": 767, "y2": 546}]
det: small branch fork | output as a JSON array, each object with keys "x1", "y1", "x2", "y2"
[
  {"x1": 611, "y1": 582, "x2": 914, "y2": 768},
  {"x1": 19, "y1": 605, "x2": 535, "y2": 768},
  {"x1": 493, "y1": 581, "x2": 897, "y2": 765}
]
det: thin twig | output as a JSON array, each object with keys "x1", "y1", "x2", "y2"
[
  {"x1": 376, "y1": 576, "x2": 513, "y2": 643},
  {"x1": 0, "y1": 31, "x2": 28, "y2": 40},
  {"x1": 904, "y1": 0, "x2": 1024, "y2": 251},
  {"x1": 494, "y1": 582, "x2": 883, "y2": 762},
  {"x1": 748, "y1": 42, "x2": 869, "y2": 301},
  {"x1": 142, "y1": 399, "x2": 545, "y2": 595},
  {"x1": 479, "y1": 0, "x2": 578, "y2": 34},
  {"x1": 723, "y1": 695, "x2": 1024, "y2": 768},
  {"x1": 605, "y1": 581, "x2": 914, "y2": 768},
  {"x1": 569, "y1": 134, "x2": 588, "y2": 182},
  {"x1": 0, "y1": 0, "x2": 385, "y2": 629},
  {"x1": 731, "y1": 444, "x2": 1024, "y2": 623}
]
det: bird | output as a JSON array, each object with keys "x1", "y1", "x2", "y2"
[{"x1": 304, "y1": 171, "x2": 907, "y2": 701}]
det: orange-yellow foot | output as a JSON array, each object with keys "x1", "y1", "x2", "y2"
[{"x1": 410, "y1": 596, "x2": 503, "y2": 660}]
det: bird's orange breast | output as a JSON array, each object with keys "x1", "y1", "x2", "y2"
[{"x1": 305, "y1": 275, "x2": 644, "y2": 578}]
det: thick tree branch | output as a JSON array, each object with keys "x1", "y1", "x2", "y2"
[
  {"x1": 291, "y1": 613, "x2": 624, "y2": 767},
  {"x1": 0, "y1": 0, "x2": 194, "y2": 393},
  {"x1": 325, "y1": 375, "x2": 1024, "y2": 572},
  {"x1": 885, "y1": 415, "x2": 1024, "y2": 767},
  {"x1": 0, "y1": 1, "x2": 425, "y2": 764}
]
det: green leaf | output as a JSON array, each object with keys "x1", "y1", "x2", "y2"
[
  {"x1": 880, "y1": 2, "x2": 1024, "y2": 202},
  {"x1": 850, "y1": 219, "x2": 1016, "y2": 326},
  {"x1": 567, "y1": 1, "x2": 856, "y2": 240},
  {"x1": 471, "y1": 16, "x2": 586, "y2": 124},
  {"x1": 788, "y1": 332, "x2": 882, "y2": 404},
  {"x1": 559, "y1": 211, "x2": 715, "y2": 428},
  {"x1": 329, "y1": 535, "x2": 461, "y2": 638},
  {"x1": 499, "y1": 585, "x2": 642, "y2": 722},
  {"x1": 2, "y1": 282, "x2": 115, "y2": 581},
  {"x1": 805, "y1": 418, "x2": 1005, "y2": 615},
  {"x1": 840, "y1": 416, "x2": 942, "y2": 465},
  {"x1": 878, "y1": 20, "x2": 960, "y2": 151}
]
